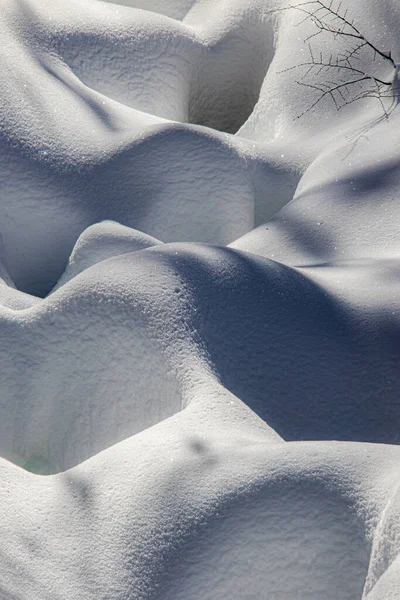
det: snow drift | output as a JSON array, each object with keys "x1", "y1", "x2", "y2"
[{"x1": 0, "y1": 0, "x2": 400, "y2": 598}]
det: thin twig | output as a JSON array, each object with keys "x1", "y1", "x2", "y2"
[{"x1": 269, "y1": 0, "x2": 396, "y2": 117}]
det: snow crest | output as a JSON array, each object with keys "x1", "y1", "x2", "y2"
[{"x1": 0, "y1": 0, "x2": 400, "y2": 598}]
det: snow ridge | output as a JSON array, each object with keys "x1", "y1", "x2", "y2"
[{"x1": 0, "y1": 0, "x2": 400, "y2": 598}]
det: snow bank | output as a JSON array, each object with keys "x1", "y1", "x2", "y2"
[{"x1": 0, "y1": 0, "x2": 400, "y2": 598}]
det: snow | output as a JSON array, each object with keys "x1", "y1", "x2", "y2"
[{"x1": 0, "y1": 0, "x2": 400, "y2": 598}]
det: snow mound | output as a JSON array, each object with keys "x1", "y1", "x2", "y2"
[
  {"x1": 51, "y1": 221, "x2": 162, "y2": 292},
  {"x1": 1, "y1": 0, "x2": 400, "y2": 598},
  {"x1": 1, "y1": 438, "x2": 399, "y2": 600}
]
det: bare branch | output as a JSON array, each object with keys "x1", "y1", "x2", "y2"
[
  {"x1": 269, "y1": 0, "x2": 397, "y2": 117},
  {"x1": 270, "y1": 1, "x2": 395, "y2": 67}
]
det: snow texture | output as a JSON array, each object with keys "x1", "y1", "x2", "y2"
[{"x1": 0, "y1": 0, "x2": 400, "y2": 598}]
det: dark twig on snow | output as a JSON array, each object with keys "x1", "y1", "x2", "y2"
[{"x1": 271, "y1": 0, "x2": 397, "y2": 117}]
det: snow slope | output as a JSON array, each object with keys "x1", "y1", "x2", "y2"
[{"x1": 0, "y1": 0, "x2": 400, "y2": 598}]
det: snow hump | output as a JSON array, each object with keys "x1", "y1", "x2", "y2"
[{"x1": 1, "y1": 0, "x2": 400, "y2": 599}]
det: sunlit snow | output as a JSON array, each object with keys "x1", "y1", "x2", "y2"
[{"x1": 0, "y1": 0, "x2": 400, "y2": 598}]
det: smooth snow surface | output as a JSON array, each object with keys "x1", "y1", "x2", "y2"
[{"x1": 1, "y1": 0, "x2": 400, "y2": 598}]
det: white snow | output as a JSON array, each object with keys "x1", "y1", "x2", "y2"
[{"x1": 0, "y1": 0, "x2": 400, "y2": 598}]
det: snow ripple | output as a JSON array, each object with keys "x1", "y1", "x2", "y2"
[{"x1": 0, "y1": 0, "x2": 400, "y2": 598}]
